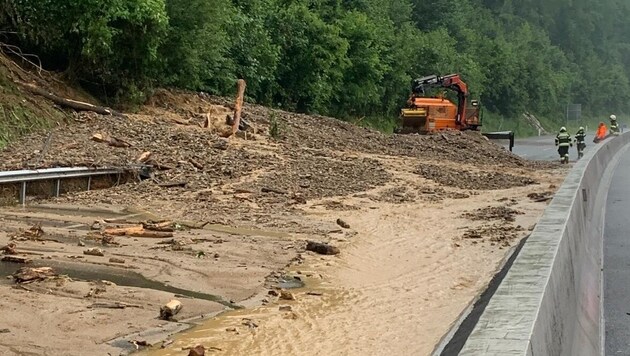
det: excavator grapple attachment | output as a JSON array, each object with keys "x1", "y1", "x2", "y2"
[{"x1": 400, "y1": 108, "x2": 427, "y2": 132}]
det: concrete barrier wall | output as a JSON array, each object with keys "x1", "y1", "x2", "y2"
[{"x1": 459, "y1": 132, "x2": 630, "y2": 356}]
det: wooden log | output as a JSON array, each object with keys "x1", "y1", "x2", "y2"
[
  {"x1": 16, "y1": 81, "x2": 125, "y2": 117},
  {"x1": 136, "y1": 151, "x2": 152, "y2": 163},
  {"x1": 230, "y1": 79, "x2": 247, "y2": 136},
  {"x1": 159, "y1": 299, "x2": 182, "y2": 320},
  {"x1": 83, "y1": 248, "x2": 105, "y2": 257},
  {"x1": 13, "y1": 267, "x2": 56, "y2": 283},
  {"x1": 1, "y1": 256, "x2": 32, "y2": 264},
  {"x1": 104, "y1": 226, "x2": 174, "y2": 238},
  {"x1": 142, "y1": 221, "x2": 174, "y2": 232},
  {"x1": 306, "y1": 241, "x2": 340, "y2": 255}
]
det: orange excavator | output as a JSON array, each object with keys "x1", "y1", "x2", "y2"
[{"x1": 396, "y1": 74, "x2": 482, "y2": 134}]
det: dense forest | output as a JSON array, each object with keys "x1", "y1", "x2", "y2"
[{"x1": 1, "y1": 0, "x2": 629, "y2": 131}]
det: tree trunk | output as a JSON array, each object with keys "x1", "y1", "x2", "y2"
[
  {"x1": 16, "y1": 81, "x2": 125, "y2": 117},
  {"x1": 231, "y1": 79, "x2": 246, "y2": 136}
]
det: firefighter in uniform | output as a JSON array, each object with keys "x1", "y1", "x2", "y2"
[
  {"x1": 574, "y1": 126, "x2": 586, "y2": 159},
  {"x1": 610, "y1": 114, "x2": 620, "y2": 135},
  {"x1": 555, "y1": 126, "x2": 572, "y2": 164}
]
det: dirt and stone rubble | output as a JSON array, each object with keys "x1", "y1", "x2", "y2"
[
  {"x1": 416, "y1": 163, "x2": 538, "y2": 190},
  {"x1": 0, "y1": 87, "x2": 566, "y2": 356},
  {"x1": 461, "y1": 223, "x2": 524, "y2": 247},
  {"x1": 461, "y1": 205, "x2": 525, "y2": 222}
]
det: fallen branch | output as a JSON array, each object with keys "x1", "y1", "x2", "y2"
[
  {"x1": 261, "y1": 187, "x2": 288, "y2": 195},
  {"x1": 189, "y1": 158, "x2": 204, "y2": 170},
  {"x1": 91, "y1": 133, "x2": 132, "y2": 148},
  {"x1": 104, "y1": 225, "x2": 174, "y2": 238},
  {"x1": 15, "y1": 81, "x2": 125, "y2": 117},
  {"x1": 88, "y1": 302, "x2": 141, "y2": 309},
  {"x1": 158, "y1": 181, "x2": 187, "y2": 188}
]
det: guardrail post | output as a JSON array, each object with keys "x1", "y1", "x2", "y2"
[
  {"x1": 55, "y1": 179, "x2": 61, "y2": 197},
  {"x1": 20, "y1": 182, "x2": 26, "y2": 206},
  {"x1": 87, "y1": 176, "x2": 92, "y2": 191}
]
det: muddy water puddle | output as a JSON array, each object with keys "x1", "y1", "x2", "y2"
[
  {"x1": 0, "y1": 260, "x2": 238, "y2": 308},
  {"x1": 138, "y1": 277, "x2": 344, "y2": 356}
]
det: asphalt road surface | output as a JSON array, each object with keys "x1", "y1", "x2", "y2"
[
  {"x1": 499, "y1": 133, "x2": 593, "y2": 161},
  {"x1": 604, "y1": 151, "x2": 630, "y2": 355}
]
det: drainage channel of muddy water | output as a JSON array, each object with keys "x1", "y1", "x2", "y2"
[
  {"x1": 0, "y1": 190, "x2": 306, "y2": 354},
  {"x1": 0, "y1": 260, "x2": 240, "y2": 307}
]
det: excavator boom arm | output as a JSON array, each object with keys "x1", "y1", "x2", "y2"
[{"x1": 411, "y1": 74, "x2": 469, "y2": 125}]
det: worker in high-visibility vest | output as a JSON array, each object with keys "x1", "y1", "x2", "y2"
[
  {"x1": 574, "y1": 127, "x2": 586, "y2": 159},
  {"x1": 555, "y1": 126, "x2": 572, "y2": 164},
  {"x1": 594, "y1": 122, "x2": 608, "y2": 143}
]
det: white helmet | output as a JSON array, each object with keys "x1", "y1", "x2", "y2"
[
  {"x1": 560, "y1": 126, "x2": 567, "y2": 132},
  {"x1": 610, "y1": 114, "x2": 617, "y2": 120},
  {"x1": 579, "y1": 126, "x2": 584, "y2": 131}
]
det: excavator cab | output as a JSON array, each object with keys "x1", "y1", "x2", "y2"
[
  {"x1": 397, "y1": 74, "x2": 482, "y2": 134},
  {"x1": 465, "y1": 100, "x2": 482, "y2": 127}
]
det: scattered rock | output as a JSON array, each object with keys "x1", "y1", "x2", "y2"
[
  {"x1": 416, "y1": 164, "x2": 537, "y2": 190},
  {"x1": 527, "y1": 191, "x2": 554, "y2": 202},
  {"x1": 279, "y1": 305, "x2": 292, "y2": 311},
  {"x1": 268, "y1": 290, "x2": 279, "y2": 297},
  {"x1": 109, "y1": 257, "x2": 125, "y2": 264},
  {"x1": 188, "y1": 345, "x2": 205, "y2": 356},
  {"x1": 83, "y1": 248, "x2": 105, "y2": 257},
  {"x1": 0, "y1": 329, "x2": 10, "y2": 333},
  {"x1": 461, "y1": 206, "x2": 524, "y2": 222},
  {"x1": 306, "y1": 241, "x2": 340, "y2": 255},
  {"x1": 336, "y1": 218, "x2": 350, "y2": 229},
  {"x1": 225, "y1": 327, "x2": 237, "y2": 332},
  {"x1": 159, "y1": 299, "x2": 182, "y2": 320},
  {"x1": 242, "y1": 318, "x2": 258, "y2": 329},
  {"x1": 77, "y1": 240, "x2": 85, "y2": 247},
  {"x1": 462, "y1": 224, "x2": 524, "y2": 247},
  {"x1": 280, "y1": 290, "x2": 296, "y2": 301}
]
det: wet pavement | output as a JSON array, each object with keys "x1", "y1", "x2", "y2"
[
  {"x1": 604, "y1": 150, "x2": 630, "y2": 354},
  {"x1": 506, "y1": 133, "x2": 593, "y2": 161}
]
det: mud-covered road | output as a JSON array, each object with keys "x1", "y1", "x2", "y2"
[{"x1": 0, "y1": 89, "x2": 567, "y2": 355}]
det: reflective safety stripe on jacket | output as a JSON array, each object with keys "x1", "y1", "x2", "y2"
[
  {"x1": 575, "y1": 132, "x2": 586, "y2": 142},
  {"x1": 556, "y1": 132, "x2": 571, "y2": 146}
]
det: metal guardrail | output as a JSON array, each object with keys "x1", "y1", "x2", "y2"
[
  {"x1": 0, "y1": 167, "x2": 127, "y2": 205},
  {"x1": 482, "y1": 131, "x2": 515, "y2": 152}
]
